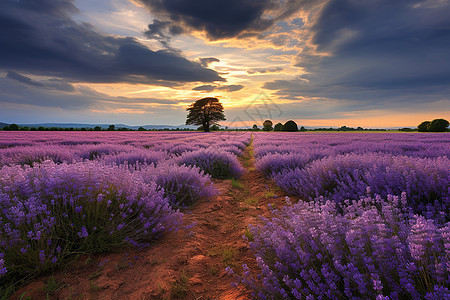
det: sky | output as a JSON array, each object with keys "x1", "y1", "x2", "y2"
[{"x1": 0, "y1": 0, "x2": 449, "y2": 128}]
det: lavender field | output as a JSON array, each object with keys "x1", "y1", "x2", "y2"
[
  {"x1": 0, "y1": 131, "x2": 249, "y2": 294},
  {"x1": 1, "y1": 131, "x2": 449, "y2": 299},
  {"x1": 246, "y1": 132, "x2": 449, "y2": 299}
]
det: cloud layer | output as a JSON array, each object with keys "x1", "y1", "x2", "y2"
[
  {"x1": 0, "y1": 0, "x2": 224, "y2": 84},
  {"x1": 265, "y1": 0, "x2": 450, "y2": 108},
  {"x1": 138, "y1": 0, "x2": 313, "y2": 40}
]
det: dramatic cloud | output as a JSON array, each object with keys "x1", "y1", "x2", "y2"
[
  {"x1": 247, "y1": 67, "x2": 284, "y2": 74},
  {"x1": 192, "y1": 84, "x2": 216, "y2": 92},
  {"x1": 7, "y1": 71, "x2": 75, "y2": 91},
  {"x1": 6, "y1": 71, "x2": 44, "y2": 87},
  {"x1": 0, "y1": 0, "x2": 224, "y2": 85},
  {"x1": 198, "y1": 57, "x2": 220, "y2": 67},
  {"x1": 264, "y1": 0, "x2": 450, "y2": 108},
  {"x1": 217, "y1": 85, "x2": 244, "y2": 92},
  {"x1": 144, "y1": 19, "x2": 185, "y2": 49},
  {"x1": 0, "y1": 74, "x2": 193, "y2": 111},
  {"x1": 138, "y1": 0, "x2": 314, "y2": 40},
  {"x1": 192, "y1": 84, "x2": 244, "y2": 92}
]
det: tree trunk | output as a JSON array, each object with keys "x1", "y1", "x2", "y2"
[{"x1": 203, "y1": 121, "x2": 210, "y2": 132}]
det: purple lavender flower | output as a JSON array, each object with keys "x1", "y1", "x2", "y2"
[
  {"x1": 238, "y1": 195, "x2": 449, "y2": 299},
  {"x1": 177, "y1": 148, "x2": 244, "y2": 179},
  {"x1": 77, "y1": 226, "x2": 89, "y2": 238}
]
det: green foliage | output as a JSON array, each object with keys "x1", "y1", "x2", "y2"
[
  {"x1": 244, "y1": 197, "x2": 258, "y2": 206},
  {"x1": 252, "y1": 124, "x2": 260, "y2": 131},
  {"x1": 170, "y1": 269, "x2": 190, "y2": 298},
  {"x1": 44, "y1": 276, "x2": 65, "y2": 295},
  {"x1": 273, "y1": 123, "x2": 283, "y2": 131},
  {"x1": 231, "y1": 178, "x2": 244, "y2": 189},
  {"x1": 428, "y1": 118, "x2": 449, "y2": 132},
  {"x1": 221, "y1": 246, "x2": 237, "y2": 267},
  {"x1": 262, "y1": 120, "x2": 273, "y2": 131},
  {"x1": 185, "y1": 97, "x2": 226, "y2": 132},
  {"x1": 418, "y1": 121, "x2": 431, "y2": 132},
  {"x1": 210, "y1": 124, "x2": 221, "y2": 131},
  {"x1": 9, "y1": 124, "x2": 19, "y2": 131},
  {"x1": 418, "y1": 119, "x2": 449, "y2": 132},
  {"x1": 244, "y1": 227, "x2": 254, "y2": 242},
  {"x1": 282, "y1": 120, "x2": 298, "y2": 132}
]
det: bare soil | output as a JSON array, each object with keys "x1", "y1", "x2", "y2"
[{"x1": 12, "y1": 138, "x2": 297, "y2": 300}]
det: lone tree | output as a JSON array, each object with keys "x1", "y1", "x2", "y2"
[
  {"x1": 186, "y1": 97, "x2": 226, "y2": 132},
  {"x1": 262, "y1": 120, "x2": 273, "y2": 131}
]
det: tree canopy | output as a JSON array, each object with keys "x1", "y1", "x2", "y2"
[
  {"x1": 262, "y1": 120, "x2": 273, "y2": 131},
  {"x1": 186, "y1": 97, "x2": 226, "y2": 132},
  {"x1": 274, "y1": 123, "x2": 283, "y2": 131},
  {"x1": 282, "y1": 120, "x2": 298, "y2": 132},
  {"x1": 418, "y1": 118, "x2": 449, "y2": 132}
]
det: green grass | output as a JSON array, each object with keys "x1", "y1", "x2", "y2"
[
  {"x1": 231, "y1": 178, "x2": 244, "y2": 189},
  {"x1": 244, "y1": 197, "x2": 258, "y2": 206},
  {"x1": 263, "y1": 190, "x2": 277, "y2": 198},
  {"x1": 244, "y1": 228, "x2": 254, "y2": 242},
  {"x1": 221, "y1": 246, "x2": 238, "y2": 267},
  {"x1": 207, "y1": 264, "x2": 220, "y2": 276},
  {"x1": 170, "y1": 269, "x2": 190, "y2": 298},
  {"x1": 44, "y1": 276, "x2": 65, "y2": 296}
]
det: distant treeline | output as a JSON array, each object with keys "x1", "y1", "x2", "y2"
[
  {"x1": 0, "y1": 124, "x2": 196, "y2": 131},
  {"x1": 2, "y1": 121, "x2": 446, "y2": 132}
]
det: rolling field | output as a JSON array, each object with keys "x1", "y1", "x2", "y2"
[{"x1": 1, "y1": 131, "x2": 449, "y2": 299}]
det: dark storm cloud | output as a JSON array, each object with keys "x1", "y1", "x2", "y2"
[
  {"x1": 198, "y1": 57, "x2": 220, "y2": 67},
  {"x1": 247, "y1": 67, "x2": 284, "y2": 74},
  {"x1": 138, "y1": 0, "x2": 314, "y2": 40},
  {"x1": 217, "y1": 85, "x2": 244, "y2": 92},
  {"x1": 0, "y1": 0, "x2": 224, "y2": 85},
  {"x1": 7, "y1": 71, "x2": 44, "y2": 87},
  {"x1": 265, "y1": 0, "x2": 450, "y2": 106},
  {"x1": 192, "y1": 84, "x2": 216, "y2": 92},
  {"x1": 0, "y1": 76, "x2": 194, "y2": 110},
  {"x1": 0, "y1": 76, "x2": 90, "y2": 109},
  {"x1": 192, "y1": 84, "x2": 244, "y2": 92},
  {"x1": 6, "y1": 71, "x2": 75, "y2": 91},
  {"x1": 144, "y1": 19, "x2": 185, "y2": 49}
]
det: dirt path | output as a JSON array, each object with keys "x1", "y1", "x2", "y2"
[{"x1": 13, "y1": 136, "x2": 295, "y2": 300}]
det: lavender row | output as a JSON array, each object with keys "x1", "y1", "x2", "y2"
[
  {"x1": 254, "y1": 132, "x2": 450, "y2": 159},
  {"x1": 237, "y1": 195, "x2": 449, "y2": 299},
  {"x1": 0, "y1": 131, "x2": 251, "y2": 149},
  {"x1": 0, "y1": 132, "x2": 250, "y2": 168},
  {"x1": 0, "y1": 161, "x2": 183, "y2": 283},
  {"x1": 0, "y1": 132, "x2": 250, "y2": 289},
  {"x1": 253, "y1": 133, "x2": 449, "y2": 216}
]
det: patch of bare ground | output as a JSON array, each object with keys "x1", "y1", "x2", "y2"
[{"x1": 12, "y1": 135, "x2": 297, "y2": 300}]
